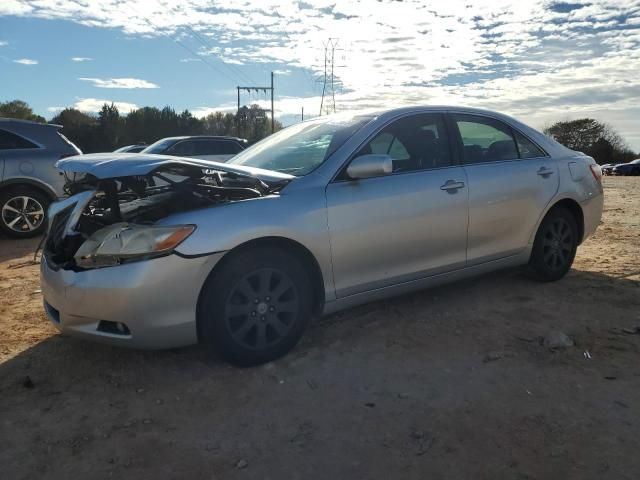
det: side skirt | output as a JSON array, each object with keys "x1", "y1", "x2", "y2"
[{"x1": 322, "y1": 250, "x2": 531, "y2": 315}]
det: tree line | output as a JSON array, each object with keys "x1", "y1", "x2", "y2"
[
  {"x1": 1, "y1": 99, "x2": 637, "y2": 164},
  {"x1": 0, "y1": 99, "x2": 282, "y2": 153},
  {"x1": 543, "y1": 118, "x2": 637, "y2": 165}
]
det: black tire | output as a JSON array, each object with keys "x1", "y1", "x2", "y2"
[
  {"x1": 529, "y1": 207, "x2": 579, "y2": 282},
  {"x1": 0, "y1": 186, "x2": 50, "y2": 238},
  {"x1": 199, "y1": 246, "x2": 315, "y2": 366}
]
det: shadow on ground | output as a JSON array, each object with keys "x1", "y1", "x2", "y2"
[
  {"x1": 0, "y1": 268, "x2": 639, "y2": 479},
  {"x1": 0, "y1": 235, "x2": 42, "y2": 263}
]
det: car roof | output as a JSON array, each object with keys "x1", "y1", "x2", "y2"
[
  {"x1": 0, "y1": 117, "x2": 62, "y2": 128},
  {"x1": 157, "y1": 135, "x2": 248, "y2": 142},
  {"x1": 358, "y1": 105, "x2": 526, "y2": 121},
  {"x1": 306, "y1": 105, "x2": 539, "y2": 130}
]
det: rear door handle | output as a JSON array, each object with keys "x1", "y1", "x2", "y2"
[
  {"x1": 537, "y1": 167, "x2": 554, "y2": 177},
  {"x1": 440, "y1": 180, "x2": 465, "y2": 192}
]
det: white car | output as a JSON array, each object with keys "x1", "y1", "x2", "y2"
[{"x1": 141, "y1": 135, "x2": 247, "y2": 162}]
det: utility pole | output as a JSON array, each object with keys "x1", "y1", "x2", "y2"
[
  {"x1": 236, "y1": 72, "x2": 275, "y2": 137},
  {"x1": 301, "y1": 106, "x2": 304, "y2": 121},
  {"x1": 236, "y1": 86, "x2": 241, "y2": 136}
]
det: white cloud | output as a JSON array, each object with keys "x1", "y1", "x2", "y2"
[
  {"x1": 79, "y1": 77, "x2": 159, "y2": 89},
  {"x1": 0, "y1": 41, "x2": 8, "y2": 47},
  {"x1": 74, "y1": 98, "x2": 138, "y2": 113},
  {"x1": 13, "y1": 58, "x2": 38, "y2": 65},
  {"x1": 273, "y1": 69, "x2": 291, "y2": 76},
  {"x1": 4, "y1": 0, "x2": 640, "y2": 148},
  {"x1": 71, "y1": 57, "x2": 93, "y2": 62},
  {"x1": 191, "y1": 104, "x2": 236, "y2": 118},
  {"x1": 46, "y1": 99, "x2": 138, "y2": 114},
  {"x1": 179, "y1": 57, "x2": 201, "y2": 62}
]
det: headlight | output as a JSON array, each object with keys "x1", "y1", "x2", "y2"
[{"x1": 74, "y1": 223, "x2": 195, "y2": 268}]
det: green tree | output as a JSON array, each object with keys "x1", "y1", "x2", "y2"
[
  {"x1": 237, "y1": 104, "x2": 282, "y2": 142},
  {"x1": 544, "y1": 118, "x2": 636, "y2": 164},
  {"x1": 0, "y1": 100, "x2": 46, "y2": 122},
  {"x1": 177, "y1": 109, "x2": 203, "y2": 135},
  {"x1": 98, "y1": 103, "x2": 123, "y2": 151},
  {"x1": 3, "y1": 99, "x2": 281, "y2": 153},
  {"x1": 50, "y1": 108, "x2": 97, "y2": 153}
]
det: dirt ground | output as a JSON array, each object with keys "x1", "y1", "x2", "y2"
[{"x1": 0, "y1": 177, "x2": 638, "y2": 479}]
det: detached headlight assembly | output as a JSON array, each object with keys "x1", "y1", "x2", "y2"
[{"x1": 74, "y1": 223, "x2": 195, "y2": 268}]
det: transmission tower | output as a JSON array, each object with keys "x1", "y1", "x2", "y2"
[{"x1": 319, "y1": 38, "x2": 340, "y2": 116}]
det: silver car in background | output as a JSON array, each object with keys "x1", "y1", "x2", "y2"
[
  {"x1": 0, "y1": 118, "x2": 81, "y2": 237},
  {"x1": 40, "y1": 106, "x2": 604, "y2": 365}
]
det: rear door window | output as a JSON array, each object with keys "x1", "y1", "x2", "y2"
[
  {"x1": 0, "y1": 129, "x2": 38, "y2": 150},
  {"x1": 168, "y1": 140, "x2": 197, "y2": 156},
  {"x1": 453, "y1": 114, "x2": 518, "y2": 164},
  {"x1": 193, "y1": 140, "x2": 220, "y2": 156},
  {"x1": 194, "y1": 140, "x2": 243, "y2": 156}
]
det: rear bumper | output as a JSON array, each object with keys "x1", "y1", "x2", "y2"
[{"x1": 40, "y1": 251, "x2": 224, "y2": 349}]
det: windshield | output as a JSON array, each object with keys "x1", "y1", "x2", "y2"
[
  {"x1": 141, "y1": 138, "x2": 179, "y2": 154},
  {"x1": 228, "y1": 114, "x2": 374, "y2": 176}
]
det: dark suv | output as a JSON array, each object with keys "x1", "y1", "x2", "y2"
[
  {"x1": 141, "y1": 135, "x2": 247, "y2": 161},
  {"x1": 0, "y1": 118, "x2": 81, "y2": 238}
]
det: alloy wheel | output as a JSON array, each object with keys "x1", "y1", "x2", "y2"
[
  {"x1": 1, "y1": 195, "x2": 45, "y2": 233},
  {"x1": 541, "y1": 217, "x2": 573, "y2": 271},
  {"x1": 224, "y1": 267, "x2": 299, "y2": 350}
]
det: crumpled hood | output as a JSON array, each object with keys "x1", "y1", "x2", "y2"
[{"x1": 56, "y1": 153, "x2": 294, "y2": 183}]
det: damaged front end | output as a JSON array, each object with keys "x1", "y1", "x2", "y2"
[{"x1": 45, "y1": 159, "x2": 288, "y2": 270}]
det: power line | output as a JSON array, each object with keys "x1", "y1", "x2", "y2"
[
  {"x1": 151, "y1": 0, "x2": 258, "y2": 86},
  {"x1": 176, "y1": 19, "x2": 258, "y2": 86},
  {"x1": 237, "y1": 71, "x2": 275, "y2": 135},
  {"x1": 128, "y1": 4, "x2": 239, "y2": 86}
]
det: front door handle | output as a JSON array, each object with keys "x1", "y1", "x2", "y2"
[
  {"x1": 440, "y1": 180, "x2": 466, "y2": 192},
  {"x1": 537, "y1": 167, "x2": 554, "y2": 177}
]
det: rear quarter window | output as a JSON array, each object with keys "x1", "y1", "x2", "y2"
[
  {"x1": 514, "y1": 130, "x2": 547, "y2": 158},
  {"x1": 0, "y1": 129, "x2": 39, "y2": 150}
]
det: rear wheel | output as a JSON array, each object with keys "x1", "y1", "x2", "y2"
[
  {"x1": 199, "y1": 246, "x2": 314, "y2": 366},
  {"x1": 0, "y1": 187, "x2": 50, "y2": 238},
  {"x1": 529, "y1": 207, "x2": 579, "y2": 282}
]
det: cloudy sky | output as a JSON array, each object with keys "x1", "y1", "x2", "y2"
[{"x1": 1, "y1": 0, "x2": 639, "y2": 149}]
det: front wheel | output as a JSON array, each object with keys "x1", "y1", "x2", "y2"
[
  {"x1": 0, "y1": 187, "x2": 50, "y2": 238},
  {"x1": 529, "y1": 207, "x2": 579, "y2": 282},
  {"x1": 199, "y1": 246, "x2": 315, "y2": 366}
]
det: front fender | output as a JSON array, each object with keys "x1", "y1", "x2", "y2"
[{"x1": 158, "y1": 190, "x2": 336, "y2": 300}]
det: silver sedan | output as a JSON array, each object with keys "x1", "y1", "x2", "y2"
[{"x1": 40, "y1": 106, "x2": 604, "y2": 365}]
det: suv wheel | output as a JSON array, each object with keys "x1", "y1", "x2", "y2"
[
  {"x1": 0, "y1": 187, "x2": 50, "y2": 238},
  {"x1": 199, "y1": 246, "x2": 314, "y2": 366},
  {"x1": 529, "y1": 207, "x2": 579, "y2": 282}
]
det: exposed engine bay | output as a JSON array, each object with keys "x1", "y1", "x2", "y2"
[{"x1": 45, "y1": 163, "x2": 288, "y2": 270}]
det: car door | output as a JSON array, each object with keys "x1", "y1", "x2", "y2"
[
  {"x1": 449, "y1": 113, "x2": 559, "y2": 265},
  {"x1": 325, "y1": 113, "x2": 469, "y2": 298}
]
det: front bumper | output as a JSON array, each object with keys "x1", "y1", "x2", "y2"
[{"x1": 41, "y1": 251, "x2": 224, "y2": 349}]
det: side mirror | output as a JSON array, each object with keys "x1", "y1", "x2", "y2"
[{"x1": 346, "y1": 154, "x2": 393, "y2": 179}]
